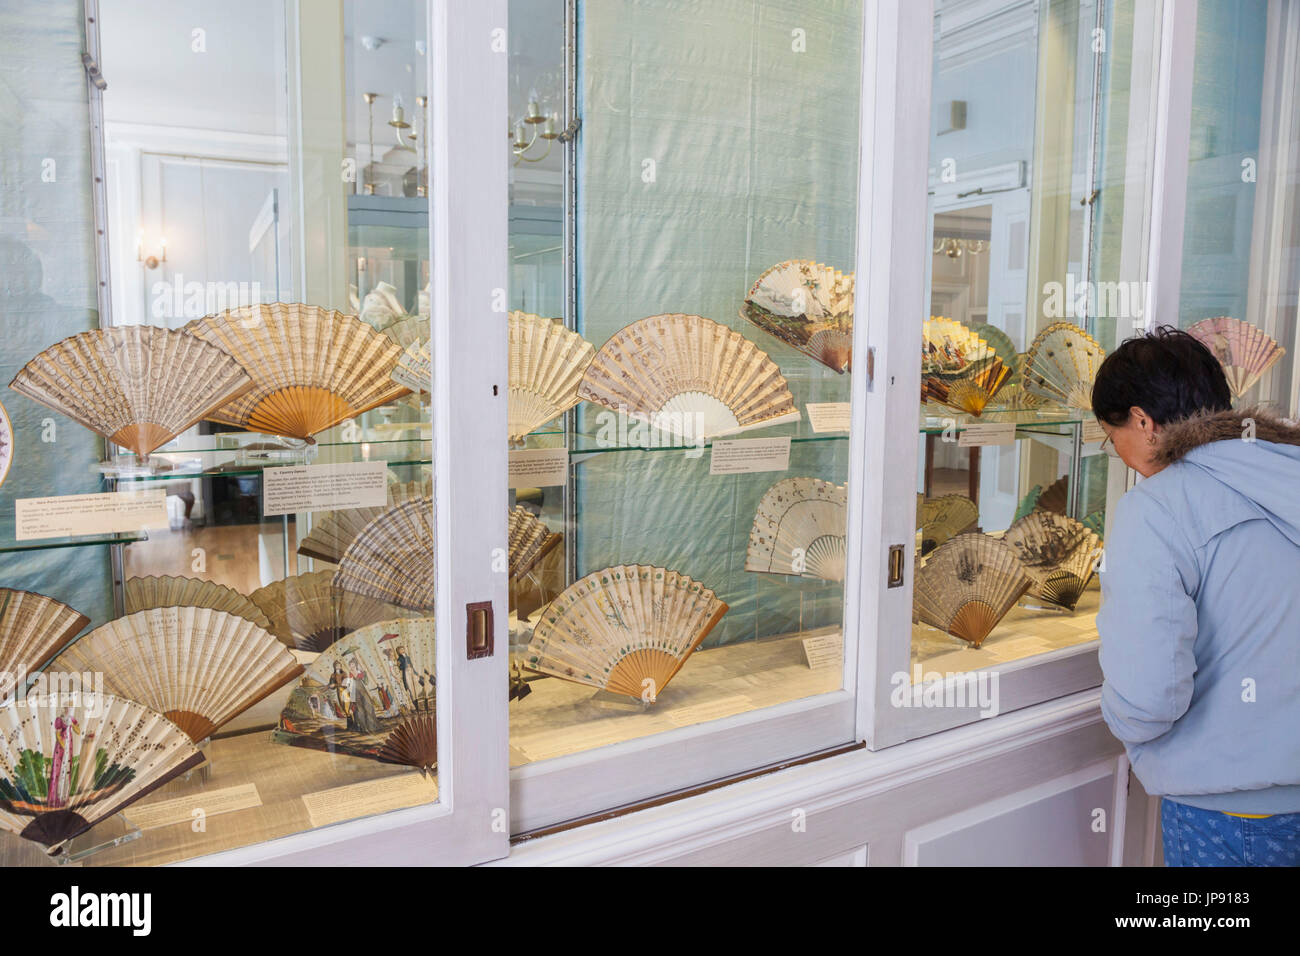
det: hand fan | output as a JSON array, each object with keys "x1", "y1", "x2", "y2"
[
  {"x1": 744, "y1": 477, "x2": 847, "y2": 582},
  {"x1": 274, "y1": 617, "x2": 437, "y2": 774},
  {"x1": 48, "y1": 606, "x2": 302, "y2": 742},
  {"x1": 1002, "y1": 512, "x2": 1101, "y2": 610},
  {"x1": 912, "y1": 533, "x2": 1031, "y2": 647},
  {"x1": 0, "y1": 399, "x2": 13, "y2": 488},
  {"x1": 986, "y1": 381, "x2": 1043, "y2": 411},
  {"x1": 124, "y1": 575, "x2": 272, "y2": 632},
  {"x1": 523, "y1": 565, "x2": 728, "y2": 702},
  {"x1": 740, "y1": 260, "x2": 854, "y2": 373},
  {"x1": 0, "y1": 693, "x2": 203, "y2": 852},
  {"x1": 8, "y1": 325, "x2": 253, "y2": 459},
  {"x1": 508, "y1": 506, "x2": 562, "y2": 580},
  {"x1": 1023, "y1": 322, "x2": 1106, "y2": 409},
  {"x1": 509, "y1": 311, "x2": 596, "y2": 444},
  {"x1": 297, "y1": 479, "x2": 432, "y2": 565},
  {"x1": 1187, "y1": 316, "x2": 1286, "y2": 399},
  {"x1": 248, "y1": 570, "x2": 405, "y2": 652},
  {"x1": 183, "y1": 303, "x2": 410, "y2": 441},
  {"x1": 971, "y1": 324, "x2": 1020, "y2": 383},
  {"x1": 921, "y1": 318, "x2": 1012, "y2": 415},
  {"x1": 578, "y1": 314, "x2": 800, "y2": 441},
  {"x1": 333, "y1": 497, "x2": 435, "y2": 611},
  {"x1": 391, "y1": 339, "x2": 431, "y2": 394},
  {"x1": 383, "y1": 314, "x2": 428, "y2": 350},
  {"x1": 0, "y1": 589, "x2": 89, "y2": 695},
  {"x1": 1034, "y1": 474, "x2": 1106, "y2": 520},
  {"x1": 919, "y1": 494, "x2": 979, "y2": 555}
]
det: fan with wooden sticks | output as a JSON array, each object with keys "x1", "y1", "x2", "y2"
[
  {"x1": 333, "y1": 498, "x2": 435, "y2": 611},
  {"x1": 523, "y1": 565, "x2": 728, "y2": 702},
  {"x1": 183, "y1": 302, "x2": 410, "y2": 441},
  {"x1": 745, "y1": 477, "x2": 847, "y2": 582},
  {"x1": 9, "y1": 325, "x2": 253, "y2": 459},
  {"x1": 740, "y1": 260, "x2": 854, "y2": 373},
  {"x1": 0, "y1": 590, "x2": 88, "y2": 695},
  {"x1": 913, "y1": 533, "x2": 1031, "y2": 647},
  {"x1": 1023, "y1": 322, "x2": 1106, "y2": 409},
  {"x1": 921, "y1": 318, "x2": 1013, "y2": 415},
  {"x1": 391, "y1": 340, "x2": 430, "y2": 394},
  {"x1": 0, "y1": 693, "x2": 203, "y2": 852},
  {"x1": 578, "y1": 314, "x2": 800, "y2": 441},
  {"x1": 274, "y1": 618, "x2": 437, "y2": 774},
  {"x1": 297, "y1": 480, "x2": 431, "y2": 565},
  {"x1": 124, "y1": 575, "x2": 271, "y2": 632},
  {"x1": 919, "y1": 494, "x2": 979, "y2": 555},
  {"x1": 508, "y1": 506, "x2": 562, "y2": 580},
  {"x1": 48, "y1": 606, "x2": 302, "y2": 742},
  {"x1": 1187, "y1": 316, "x2": 1286, "y2": 400},
  {"x1": 1002, "y1": 512, "x2": 1101, "y2": 611},
  {"x1": 248, "y1": 570, "x2": 406, "y2": 653},
  {"x1": 509, "y1": 311, "x2": 596, "y2": 444}
]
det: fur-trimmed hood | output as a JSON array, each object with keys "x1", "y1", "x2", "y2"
[{"x1": 1156, "y1": 405, "x2": 1300, "y2": 465}]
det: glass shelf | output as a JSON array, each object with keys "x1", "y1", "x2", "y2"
[
  {"x1": 569, "y1": 413, "x2": 848, "y2": 456},
  {"x1": 101, "y1": 438, "x2": 434, "y2": 483},
  {"x1": 0, "y1": 527, "x2": 146, "y2": 554},
  {"x1": 918, "y1": 404, "x2": 1086, "y2": 434}
]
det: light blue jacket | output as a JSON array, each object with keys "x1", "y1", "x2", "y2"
[{"x1": 1098, "y1": 409, "x2": 1300, "y2": 813}]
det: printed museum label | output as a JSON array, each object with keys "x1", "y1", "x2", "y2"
[
  {"x1": 127, "y1": 783, "x2": 262, "y2": 830},
  {"x1": 302, "y1": 771, "x2": 436, "y2": 828},
  {"x1": 1081, "y1": 417, "x2": 1106, "y2": 444},
  {"x1": 262, "y1": 460, "x2": 389, "y2": 517},
  {"x1": 665, "y1": 694, "x2": 754, "y2": 727},
  {"x1": 957, "y1": 422, "x2": 1016, "y2": 448},
  {"x1": 709, "y1": 437, "x2": 792, "y2": 475},
  {"x1": 805, "y1": 402, "x2": 852, "y2": 433},
  {"x1": 801, "y1": 633, "x2": 844, "y2": 670},
  {"x1": 508, "y1": 448, "x2": 569, "y2": 489},
  {"x1": 14, "y1": 489, "x2": 168, "y2": 541}
]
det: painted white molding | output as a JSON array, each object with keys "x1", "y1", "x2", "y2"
[{"x1": 104, "y1": 120, "x2": 288, "y2": 164}]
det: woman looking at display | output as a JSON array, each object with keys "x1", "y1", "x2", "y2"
[{"x1": 1092, "y1": 326, "x2": 1300, "y2": 866}]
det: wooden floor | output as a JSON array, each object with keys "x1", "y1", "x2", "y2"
[{"x1": 123, "y1": 521, "x2": 295, "y2": 593}]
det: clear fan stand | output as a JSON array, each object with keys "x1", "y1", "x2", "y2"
[
  {"x1": 53, "y1": 813, "x2": 141, "y2": 865},
  {"x1": 1017, "y1": 599, "x2": 1068, "y2": 615},
  {"x1": 94, "y1": 454, "x2": 201, "y2": 478},
  {"x1": 235, "y1": 438, "x2": 317, "y2": 467},
  {"x1": 185, "y1": 739, "x2": 213, "y2": 783}
]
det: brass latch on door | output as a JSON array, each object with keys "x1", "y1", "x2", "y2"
[
  {"x1": 466, "y1": 601, "x2": 494, "y2": 659},
  {"x1": 887, "y1": 544, "x2": 905, "y2": 588}
]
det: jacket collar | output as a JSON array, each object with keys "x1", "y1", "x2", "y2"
[{"x1": 1155, "y1": 405, "x2": 1300, "y2": 466}]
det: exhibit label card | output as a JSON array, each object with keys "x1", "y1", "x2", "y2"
[
  {"x1": 128, "y1": 783, "x2": 262, "y2": 830},
  {"x1": 302, "y1": 772, "x2": 436, "y2": 828},
  {"x1": 15, "y1": 489, "x2": 168, "y2": 541},
  {"x1": 508, "y1": 448, "x2": 569, "y2": 488},
  {"x1": 806, "y1": 402, "x2": 852, "y2": 433},
  {"x1": 709, "y1": 437, "x2": 792, "y2": 475},
  {"x1": 666, "y1": 694, "x2": 753, "y2": 727},
  {"x1": 262, "y1": 460, "x2": 389, "y2": 517},
  {"x1": 802, "y1": 633, "x2": 844, "y2": 670},
  {"x1": 1081, "y1": 417, "x2": 1106, "y2": 444},
  {"x1": 957, "y1": 422, "x2": 1016, "y2": 448}
]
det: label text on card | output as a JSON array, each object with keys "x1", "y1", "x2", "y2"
[
  {"x1": 15, "y1": 490, "x2": 168, "y2": 541},
  {"x1": 709, "y1": 437, "x2": 792, "y2": 475},
  {"x1": 508, "y1": 448, "x2": 569, "y2": 489},
  {"x1": 957, "y1": 422, "x2": 1016, "y2": 448},
  {"x1": 262, "y1": 461, "x2": 389, "y2": 517}
]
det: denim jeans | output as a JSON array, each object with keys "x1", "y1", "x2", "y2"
[{"x1": 1162, "y1": 798, "x2": 1300, "y2": 866}]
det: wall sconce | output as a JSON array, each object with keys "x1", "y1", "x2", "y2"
[{"x1": 137, "y1": 231, "x2": 167, "y2": 269}]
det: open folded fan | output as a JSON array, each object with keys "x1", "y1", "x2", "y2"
[
  {"x1": 523, "y1": 565, "x2": 728, "y2": 702},
  {"x1": 391, "y1": 340, "x2": 431, "y2": 393},
  {"x1": 297, "y1": 479, "x2": 431, "y2": 565},
  {"x1": 1002, "y1": 512, "x2": 1101, "y2": 610},
  {"x1": 333, "y1": 498, "x2": 435, "y2": 611},
  {"x1": 183, "y1": 302, "x2": 410, "y2": 441},
  {"x1": 1023, "y1": 322, "x2": 1106, "y2": 409},
  {"x1": 0, "y1": 589, "x2": 89, "y2": 694},
  {"x1": 248, "y1": 570, "x2": 406, "y2": 653},
  {"x1": 740, "y1": 260, "x2": 854, "y2": 373},
  {"x1": 8, "y1": 325, "x2": 252, "y2": 458},
  {"x1": 508, "y1": 506, "x2": 562, "y2": 580},
  {"x1": 913, "y1": 533, "x2": 1031, "y2": 647},
  {"x1": 745, "y1": 476, "x2": 847, "y2": 582},
  {"x1": 578, "y1": 314, "x2": 800, "y2": 441},
  {"x1": 1018, "y1": 474, "x2": 1107, "y2": 530},
  {"x1": 919, "y1": 494, "x2": 979, "y2": 555},
  {"x1": 124, "y1": 575, "x2": 271, "y2": 632},
  {"x1": 1187, "y1": 316, "x2": 1285, "y2": 400},
  {"x1": 382, "y1": 315, "x2": 428, "y2": 350},
  {"x1": 509, "y1": 311, "x2": 596, "y2": 444},
  {"x1": 921, "y1": 318, "x2": 1013, "y2": 415},
  {"x1": 275, "y1": 617, "x2": 437, "y2": 774},
  {"x1": 0, "y1": 693, "x2": 202, "y2": 852},
  {"x1": 49, "y1": 606, "x2": 302, "y2": 742}
]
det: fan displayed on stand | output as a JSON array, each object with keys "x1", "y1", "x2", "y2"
[
  {"x1": 0, "y1": 589, "x2": 89, "y2": 692},
  {"x1": 1187, "y1": 316, "x2": 1286, "y2": 400},
  {"x1": 333, "y1": 497, "x2": 435, "y2": 611},
  {"x1": 921, "y1": 318, "x2": 1013, "y2": 415},
  {"x1": 48, "y1": 606, "x2": 302, "y2": 742},
  {"x1": 523, "y1": 565, "x2": 728, "y2": 702},
  {"x1": 1023, "y1": 322, "x2": 1106, "y2": 409},
  {"x1": 744, "y1": 477, "x2": 847, "y2": 582},
  {"x1": 124, "y1": 575, "x2": 272, "y2": 632},
  {"x1": 913, "y1": 533, "x2": 1031, "y2": 647},
  {"x1": 391, "y1": 340, "x2": 430, "y2": 394},
  {"x1": 1002, "y1": 512, "x2": 1101, "y2": 611},
  {"x1": 578, "y1": 314, "x2": 800, "y2": 441},
  {"x1": 740, "y1": 260, "x2": 854, "y2": 373},
  {"x1": 0, "y1": 693, "x2": 203, "y2": 853},
  {"x1": 509, "y1": 311, "x2": 596, "y2": 444},
  {"x1": 918, "y1": 494, "x2": 979, "y2": 555},
  {"x1": 248, "y1": 570, "x2": 406, "y2": 653},
  {"x1": 508, "y1": 506, "x2": 562, "y2": 580},
  {"x1": 0, "y1": 399, "x2": 14, "y2": 489},
  {"x1": 297, "y1": 480, "x2": 432, "y2": 565},
  {"x1": 382, "y1": 315, "x2": 428, "y2": 351},
  {"x1": 8, "y1": 326, "x2": 253, "y2": 459},
  {"x1": 183, "y1": 303, "x2": 410, "y2": 441}
]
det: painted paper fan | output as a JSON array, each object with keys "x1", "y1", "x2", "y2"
[
  {"x1": 274, "y1": 617, "x2": 437, "y2": 774},
  {"x1": 744, "y1": 477, "x2": 847, "y2": 582},
  {"x1": 248, "y1": 570, "x2": 406, "y2": 653},
  {"x1": 921, "y1": 318, "x2": 1012, "y2": 415},
  {"x1": 509, "y1": 311, "x2": 595, "y2": 443},
  {"x1": 124, "y1": 575, "x2": 271, "y2": 632},
  {"x1": 578, "y1": 314, "x2": 800, "y2": 440},
  {"x1": 987, "y1": 381, "x2": 1044, "y2": 411},
  {"x1": 1002, "y1": 512, "x2": 1101, "y2": 610},
  {"x1": 740, "y1": 260, "x2": 854, "y2": 373},
  {"x1": 0, "y1": 693, "x2": 202, "y2": 852},
  {"x1": 0, "y1": 399, "x2": 13, "y2": 489},
  {"x1": 1023, "y1": 322, "x2": 1106, "y2": 409},
  {"x1": 971, "y1": 324, "x2": 1020, "y2": 382},
  {"x1": 184, "y1": 302, "x2": 410, "y2": 441},
  {"x1": 391, "y1": 339, "x2": 431, "y2": 393},
  {"x1": 382, "y1": 314, "x2": 428, "y2": 350},
  {"x1": 333, "y1": 498, "x2": 435, "y2": 611},
  {"x1": 508, "y1": 506, "x2": 562, "y2": 580},
  {"x1": 297, "y1": 480, "x2": 432, "y2": 564},
  {"x1": 912, "y1": 533, "x2": 1031, "y2": 647},
  {"x1": 1187, "y1": 316, "x2": 1285, "y2": 399},
  {"x1": 0, "y1": 590, "x2": 88, "y2": 692},
  {"x1": 8, "y1": 325, "x2": 253, "y2": 458},
  {"x1": 919, "y1": 494, "x2": 979, "y2": 555},
  {"x1": 1034, "y1": 474, "x2": 1106, "y2": 519},
  {"x1": 49, "y1": 607, "x2": 302, "y2": 742}
]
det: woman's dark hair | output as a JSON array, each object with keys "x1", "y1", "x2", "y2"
[{"x1": 1090, "y1": 325, "x2": 1232, "y2": 426}]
